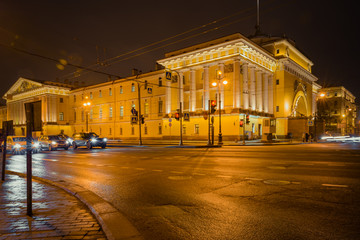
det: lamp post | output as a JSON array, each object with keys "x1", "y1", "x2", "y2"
[
  {"x1": 212, "y1": 70, "x2": 228, "y2": 145},
  {"x1": 83, "y1": 99, "x2": 91, "y2": 132},
  {"x1": 314, "y1": 92, "x2": 326, "y2": 141}
]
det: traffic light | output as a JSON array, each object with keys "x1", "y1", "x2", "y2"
[
  {"x1": 239, "y1": 120, "x2": 244, "y2": 127},
  {"x1": 141, "y1": 115, "x2": 145, "y2": 124},
  {"x1": 144, "y1": 80, "x2": 148, "y2": 90},
  {"x1": 175, "y1": 109, "x2": 180, "y2": 121},
  {"x1": 210, "y1": 100, "x2": 217, "y2": 114},
  {"x1": 246, "y1": 114, "x2": 250, "y2": 124}
]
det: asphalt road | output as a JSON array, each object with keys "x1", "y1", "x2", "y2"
[{"x1": 5, "y1": 143, "x2": 360, "y2": 240}]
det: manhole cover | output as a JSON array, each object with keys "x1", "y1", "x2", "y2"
[{"x1": 263, "y1": 180, "x2": 290, "y2": 185}]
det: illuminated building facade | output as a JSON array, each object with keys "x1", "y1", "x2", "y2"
[
  {"x1": 317, "y1": 86, "x2": 357, "y2": 135},
  {"x1": 2, "y1": 33, "x2": 319, "y2": 141}
]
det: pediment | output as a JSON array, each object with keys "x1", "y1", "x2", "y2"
[{"x1": 3, "y1": 77, "x2": 43, "y2": 98}]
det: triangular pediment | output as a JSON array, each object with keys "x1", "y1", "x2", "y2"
[{"x1": 3, "y1": 77, "x2": 43, "y2": 98}]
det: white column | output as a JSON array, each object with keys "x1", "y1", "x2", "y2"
[
  {"x1": 263, "y1": 73, "x2": 269, "y2": 113},
  {"x1": 249, "y1": 66, "x2": 256, "y2": 111},
  {"x1": 190, "y1": 69, "x2": 196, "y2": 112},
  {"x1": 179, "y1": 72, "x2": 184, "y2": 111},
  {"x1": 219, "y1": 63, "x2": 225, "y2": 109},
  {"x1": 256, "y1": 70, "x2": 263, "y2": 112},
  {"x1": 268, "y1": 74, "x2": 274, "y2": 114},
  {"x1": 242, "y1": 63, "x2": 249, "y2": 109},
  {"x1": 166, "y1": 78, "x2": 171, "y2": 114},
  {"x1": 233, "y1": 58, "x2": 241, "y2": 108},
  {"x1": 203, "y1": 66, "x2": 209, "y2": 110}
]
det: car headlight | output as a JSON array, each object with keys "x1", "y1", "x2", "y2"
[
  {"x1": 66, "y1": 140, "x2": 70, "y2": 144},
  {"x1": 103, "y1": 138, "x2": 107, "y2": 142},
  {"x1": 14, "y1": 143, "x2": 21, "y2": 149},
  {"x1": 52, "y1": 141, "x2": 57, "y2": 145},
  {"x1": 33, "y1": 142, "x2": 40, "y2": 148},
  {"x1": 91, "y1": 138, "x2": 97, "y2": 143}
]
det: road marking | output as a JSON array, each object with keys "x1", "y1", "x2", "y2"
[
  {"x1": 193, "y1": 173, "x2": 206, "y2": 176},
  {"x1": 263, "y1": 180, "x2": 290, "y2": 185},
  {"x1": 121, "y1": 166, "x2": 129, "y2": 169},
  {"x1": 136, "y1": 168, "x2": 145, "y2": 171},
  {"x1": 322, "y1": 184, "x2": 348, "y2": 188},
  {"x1": 152, "y1": 169, "x2": 163, "y2": 172},
  {"x1": 216, "y1": 175, "x2": 232, "y2": 178},
  {"x1": 170, "y1": 171, "x2": 183, "y2": 174},
  {"x1": 245, "y1": 177, "x2": 263, "y2": 181}
]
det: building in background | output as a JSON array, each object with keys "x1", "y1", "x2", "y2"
[
  {"x1": 2, "y1": 32, "x2": 320, "y2": 141},
  {"x1": 317, "y1": 86, "x2": 357, "y2": 135}
]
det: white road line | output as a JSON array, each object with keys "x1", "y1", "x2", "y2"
[
  {"x1": 152, "y1": 169, "x2": 163, "y2": 172},
  {"x1": 170, "y1": 171, "x2": 183, "y2": 174},
  {"x1": 216, "y1": 175, "x2": 232, "y2": 178},
  {"x1": 135, "y1": 168, "x2": 145, "y2": 170},
  {"x1": 245, "y1": 177, "x2": 263, "y2": 181},
  {"x1": 193, "y1": 173, "x2": 206, "y2": 176},
  {"x1": 322, "y1": 184, "x2": 348, "y2": 188}
]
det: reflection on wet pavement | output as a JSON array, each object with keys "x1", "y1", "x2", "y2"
[{"x1": 0, "y1": 174, "x2": 106, "y2": 239}]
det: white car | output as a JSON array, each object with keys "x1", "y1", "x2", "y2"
[{"x1": 1, "y1": 136, "x2": 41, "y2": 154}]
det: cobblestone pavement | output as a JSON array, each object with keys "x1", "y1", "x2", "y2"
[{"x1": 0, "y1": 174, "x2": 107, "y2": 240}]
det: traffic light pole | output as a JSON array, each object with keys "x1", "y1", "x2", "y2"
[
  {"x1": 179, "y1": 102, "x2": 183, "y2": 146},
  {"x1": 207, "y1": 100, "x2": 211, "y2": 145},
  {"x1": 218, "y1": 92, "x2": 223, "y2": 145},
  {"x1": 137, "y1": 83, "x2": 142, "y2": 145},
  {"x1": 243, "y1": 117, "x2": 246, "y2": 145}
]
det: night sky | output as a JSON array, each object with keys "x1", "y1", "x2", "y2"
[{"x1": 1, "y1": 0, "x2": 359, "y2": 106}]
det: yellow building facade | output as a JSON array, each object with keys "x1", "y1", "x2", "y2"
[{"x1": 2, "y1": 33, "x2": 319, "y2": 141}]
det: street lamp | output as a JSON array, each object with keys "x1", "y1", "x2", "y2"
[
  {"x1": 212, "y1": 70, "x2": 228, "y2": 145},
  {"x1": 82, "y1": 100, "x2": 91, "y2": 132}
]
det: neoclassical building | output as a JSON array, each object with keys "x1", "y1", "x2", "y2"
[{"x1": 2, "y1": 33, "x2": 319, "y2": 140}]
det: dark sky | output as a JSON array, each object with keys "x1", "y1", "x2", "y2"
[{"x1": 1, "y1": 0, "x2": 359, "y2": 106}]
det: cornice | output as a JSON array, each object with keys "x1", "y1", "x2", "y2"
[{"x1": 279, "y1": 58, "x2": 318, "y2": 84}]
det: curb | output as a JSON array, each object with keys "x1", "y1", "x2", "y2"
[{"x1": 5, "y1": 170, "x2": 143, "y2": 240}]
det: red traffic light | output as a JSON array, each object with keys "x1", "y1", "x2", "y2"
[
  {"x1": 211, "y1": 100, "x2": 217, "y2": 107},
  {"x1": 175, "y1": 112, "x2": 180, "y2": 120},
  {"x1": 239, "y1": 120, "x2": 244, "y2": 127}
]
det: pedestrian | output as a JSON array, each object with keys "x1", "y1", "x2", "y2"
[{"x1": 305, "y1": 133, "x2": 309, "y2": 142}]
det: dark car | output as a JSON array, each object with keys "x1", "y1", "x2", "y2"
[
  {"x1": 38, "y1": 135, "x2": 69, "y2": 151},
  {"x1": 58, "y1": 134, "x2": 72, "y2": 148},
  {"x1": 71, "y1": 132, "x2": 107, "y2": 149}
]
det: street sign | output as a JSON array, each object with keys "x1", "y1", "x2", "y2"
[
  {"x1": 147, "y1": 87, "x2": 152, "y2": 94},
  {"x1": 166, "y1": 71, "x2": 172, "y2": 80},
  {"x1": 308, "y1": 120, "x2": 314, "y2": 126},
  {"x1": 131, "y1": 116, "x2": 138, "y2": 124},
  {"x1": 184, "y1": 113, "x2": 190, "y2": 121},
  {"x1": 169, "y1": 123, "x2": 172, "y2": 127},
  {"x1": 169, "y1": 118, "x2": 172, "y2": 122}
]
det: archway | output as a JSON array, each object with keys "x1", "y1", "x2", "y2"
[{"x1": 291, "y1": 91, "x2": 309, "y2": 117}]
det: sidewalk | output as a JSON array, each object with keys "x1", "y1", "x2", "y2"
[{"x1": 0, "y1": 173, "x2": 106, "y2": 240}]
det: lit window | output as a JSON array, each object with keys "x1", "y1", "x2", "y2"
[
  {"x1": 99, "y1": 90, "x2": 102, "y2": 98},
  {"x1": 90, "y1": 92, "x2": 93, "y2": 99},
  {"x1": 120, "y1": 106, "x2": 124, "y2": 117},
  {"x1": 59, "y1": 112, "x2": 64, "y2": 121},
  {"x1": 120, "y1": 86, "x2": 123, "y2": 94},
  {"x1": 195, "y1": 124, "x2": 199, "y2": 134},
  {"x1": 109, "y1": 88, "x2": 112, "y2": 96},
  {"x1": 144, "y1": 101, "x2": 149, "y2": 115},
  {"x1": 109, "y1": 107, "x2": 113, "y2": 118},
  {"x1": 131, "y1": 83, "x2": 135, "y2": 92},
  {"x1": 99, "y1": 108, "x2": 103, "y2": 119}
]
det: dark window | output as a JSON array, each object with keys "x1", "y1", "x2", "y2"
[
  {"x1": 276, "y1": 79, "x2": 280, "y2": 85},
  {"x1": 60, "y1": 98, "x2": 64, "y2": 103}
]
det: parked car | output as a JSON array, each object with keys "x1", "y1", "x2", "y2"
[
  {"x1": 58, "y1": 134, "x2": 73, "y2": 148},
  {"x1": 1, "y1": 136, "x2": 41, "y2": 154},
  {"x1": 72, "y1": 132, "x2": 107, "y2": 149},
  {"x1": 38, "y1": 135, "x2": 69, "y2": 151}
]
